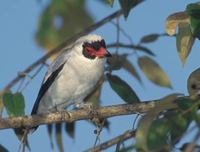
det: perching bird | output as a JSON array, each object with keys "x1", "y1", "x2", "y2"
[{"x1": 31, "y1": 34, "x2": 111, "y2": 116}]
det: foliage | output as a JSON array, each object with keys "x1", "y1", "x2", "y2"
[{"x1": 1, "y1": 0, "x2": 200, "y2": 152}]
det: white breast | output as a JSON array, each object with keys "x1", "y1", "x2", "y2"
[{"x1": 37, "y1": 51, "x2": 106, "y2": 113}]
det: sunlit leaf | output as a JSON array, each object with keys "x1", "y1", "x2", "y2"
[
  {"x1": 140, "y1": 34, "x2": 160, "y2": 44},
  {"x1": 3, "y1": 92, "x2": 25, "y2": 117},
  {"x1": 35, "y1": 0, "x2": 93, "y2": 60},
  {"x1": 176, "y1": 23, "x2": 195, "y2": 65},
  {"x1": 119, "y1": 0, "x2": 144, "y2": 19},
  {"x1": 0, "y1": 144, "x2": 9, "y2": 152},
  {"x1": 107, "y1": 74, "x2": 140, "y2": 103},
  {"x1": 106, "y1": 0, "x2": 114, "y2": 6},
  {"x1": 165, "y1": 12, "x2": 189, "y2": 36},
  {"x1": 65, "y1": 122, "x2": 75, "y2": 138},
  {"x1": 187, "y1": 68, "x2": 200, "y2": 95},
  {"x1": 186, "y1": 3, "x2": 200, "y2": 39},
  {"x1": 55, "y1": 123, "x2": 64, "y2": 152},
  {"x1": 138, "y1": 56, "x2": 172, "y2": 88}
]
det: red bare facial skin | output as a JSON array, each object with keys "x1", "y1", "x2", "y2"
[{"x1": 86, "y1": 47, "x2": 107, "y2": 58}]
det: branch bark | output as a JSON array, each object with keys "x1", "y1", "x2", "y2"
[
  {"x1": 87, "y1": 130, "x2": 136, "y2": 152},
  {"x1": 0, "y1": 102, "x2": 156, "y2": 130}
]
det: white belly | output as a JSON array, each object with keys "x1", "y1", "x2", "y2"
[{"x1": 37, "y1": 56, "x2": 105, "y2": 113}]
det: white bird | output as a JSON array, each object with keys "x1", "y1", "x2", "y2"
[{"x1": 31, "y1": 34, "x2": 111, "y2": 115}]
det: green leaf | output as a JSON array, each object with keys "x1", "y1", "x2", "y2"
[
  {"x1": 3, "y1": 92, "x2": 25, "y2": 117},
  {"x1": 140, "y1": 34, "x2": 160, "y2": 44},
  {"x1": 147, "y1": 118, "x2": 170, "y2": 151},
  {"x1": 186, "y1": 3, "x2": 200, "y2": 39},
  {"x1": 164, "y1": 110, "x2": 190, "y2": 144},
  {"x1": 176, "y1": 23, "x2": 195, "y2": 65},
  {"x1": 138, "y1": 56, "x2": 172, "y2": 88},
  {"x1": 0, "y1": 91, "x2": 5, "y2": 117},
  {"x1": 107, "y1": 74, "x2": 140, "y2": 103},
  {"x1": 0, "y1": 144, "x2": 9, "y2": 152},
  {"x1": 165, "y1": 12, "x2": 189, "y2": 36},
  {"x1": 107, "y1": 54, "x2": 141, "y2": 83},
  {"x1": 65, "y1": 122, "x2": 75, "y2": 138},
  {"x1": 122, "y1": 57, "x2": 142, "y2": 83},
  {"x1": 136, "y1": 111, "x2": 161, "y2": 151},
  {"x1": 55, "y1": 123, "x2": 64, "y2": 152},
  {"x1": 119, "y1": 0, "x2": 143, "y2": 19},
  {"x1": 106, "y1": 0, "x2": 114, "y2": 6},
  {"x1": 187, "y1": 67, "x2": 200, "y2": 95}
]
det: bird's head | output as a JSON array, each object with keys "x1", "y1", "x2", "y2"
[{"x1": 74, "y1": 34, "x2": 111, "y2": 59}]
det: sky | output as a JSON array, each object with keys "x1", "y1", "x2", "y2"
[{"x1": 0, "y1": 0, "x2": 199, "y2": 152}]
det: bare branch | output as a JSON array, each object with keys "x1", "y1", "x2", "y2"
[
  {"x1": 107, "y1": 42, "x2": 155, "y2": 56},
  {"x1": 3, "y1": 10, "x2": 123, "y2": 91},
  {"x1": 87, "y1": 130, "x2": 136, "y2": 152},
  {"x1": 0, "y1": 102, "x2": 157, "y2": 130}
]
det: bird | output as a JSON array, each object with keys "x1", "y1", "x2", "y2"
[{"x1": 31, "y1": 34, "x2": 111, "y2": 116}]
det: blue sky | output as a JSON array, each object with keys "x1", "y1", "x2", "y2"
[{"x1": 0, "y1": 0, "x2": 199, "y2": 151}]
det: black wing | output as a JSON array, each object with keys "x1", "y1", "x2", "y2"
[{"x1": 31, "y1": 63, "x2": 65, "y2": 115}]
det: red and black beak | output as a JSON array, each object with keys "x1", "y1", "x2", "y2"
[{"x1": 105, "y1": 50, "x2": 112, "y2": 57}]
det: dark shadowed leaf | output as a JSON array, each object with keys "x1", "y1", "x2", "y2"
[
  {"x1": 55, "y1": 123, "x2": 64, "y2": 152},
  {"x1": 165, "y1": 111, "x2": 190, "y2": 144},
  {"x1": 122, "y1": 57, "x2": 142, "y2": 83},
  {"x1": 176, "y1": 23, "x2": 195, "y2": 65},
  {"x1": 136, "y1": 111, "x2": 160, "y2": 151},
  {"x1": 47, "y1": 124, "x2": 54, "y2": 149},
  {"x1": 140, "y1": 34, "x2": 160, "y2": 43},
  {"x1": 165, "y1": 12, "x2": 189, "y2": 36},
  {"x1": 0, "y1": 144, "x2": 9, "y2": 152},
  {"x1": 186, "y1": 3, "x2": 200, "y2": 39},
  {"x1": 107, "y1": 54, "x2": 123, "y2": 71},
  {"x1": 0, "y1": 91, "x2": 4, "y2": 117},
  {"x1": 107, "y1": 54, "x2": 141, "y2": 83},
  {"x1": 65, "y1": 122, "x2": 75, "y2": 138},
  {"x1": 3, "y1": 92, "x2": 25, "y2": 117},
  {"x1": 119, "y1": 145, "x2": 135, "y2": 152},
  {"x1": 119, "y1": 0, "x2": 144, "y2": 19},
  {"x1": 107, "y1": 74, "x2": 140, "y2": 103},
  {"x1": 147, "y1": 118, "x2": 170, "y2": 151},
  {"x1": 138, "y1": 56, "x2": 172, "y2": 88}
]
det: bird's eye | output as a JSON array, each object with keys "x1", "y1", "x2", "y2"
[{"x1": 92, "y1": 42, "x2": 101, "y2": 50}]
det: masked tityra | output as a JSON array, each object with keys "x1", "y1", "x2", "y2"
[{"x1": 31, "y1": 34, "x2": 111, "y2": 115}]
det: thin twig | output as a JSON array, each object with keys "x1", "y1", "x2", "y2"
[
  {"x1": 86, "y1": 130, "x2": 136, "y2": 152},
  {"x1": 183, "y1": 131, "x2": 200, "y2": 152}
]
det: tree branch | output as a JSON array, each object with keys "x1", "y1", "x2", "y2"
[
  {"x1": 107, "y1": 42, "x2": 155, "y2": 56},
  {"x1": 3, "y1": 10, "x2": 123, "y2": 91},
  {"x1": 0, "y1": 102, "x2": 157, "y2": 130},
  {"x1": 87, "y1": 130, "x2": 136, "y2": 152}
]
